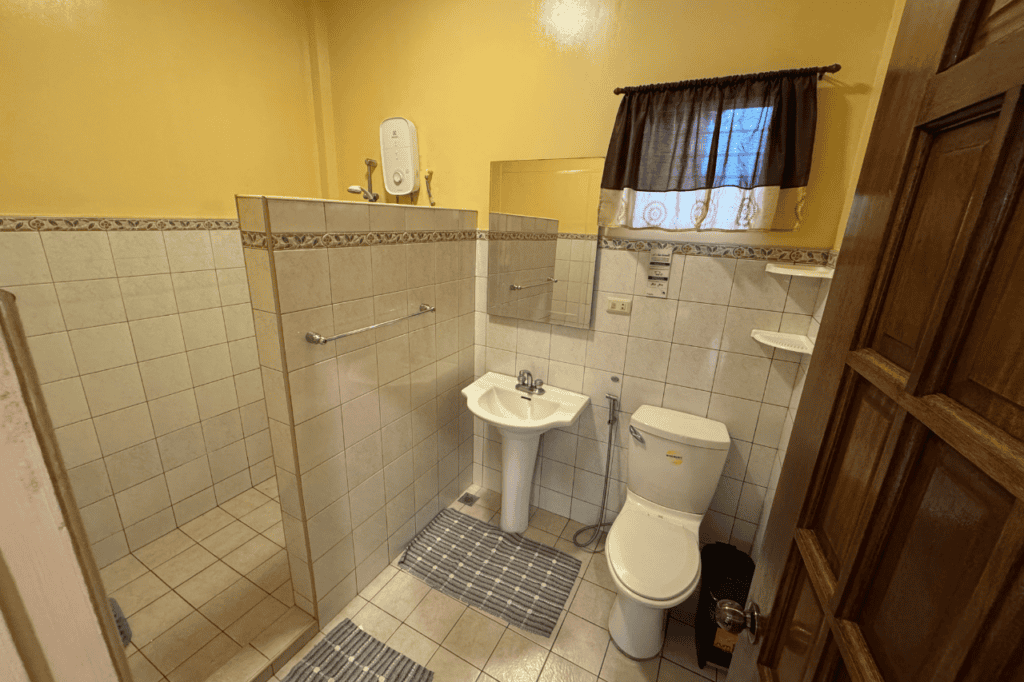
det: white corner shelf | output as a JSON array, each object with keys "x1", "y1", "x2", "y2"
[
  {"x1": 765, "y1": 263, "x2": 834, "y2": 279},
  {"x1": 751, "y1": 330, "x2": 814, "y2": 355}
]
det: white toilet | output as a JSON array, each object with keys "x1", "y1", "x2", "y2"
[{"x1": 605, "y1": 405, "x2": 731, "y2": 660}]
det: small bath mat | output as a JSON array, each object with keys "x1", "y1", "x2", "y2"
[
  {"x1": 398, "y1": 508, "x2": 581, "y2": 636},
  {"x1": 279, "y1": 618, "x2": 433, "y2": 682},
  {"x1": 109, "y1": 598, "x2": 131, "y2": 646}
]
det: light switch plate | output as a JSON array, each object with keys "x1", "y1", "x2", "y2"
[{"x1": 607, "y1": 297, "x2": 632, "y2": 314}]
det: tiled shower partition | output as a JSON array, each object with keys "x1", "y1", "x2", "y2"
[
  {"x1": 0, "y1": 217, "x2": 272, "y2": 569},
  {"x1": 238, "y1": 196, "x2": 477, "y2": 628}
]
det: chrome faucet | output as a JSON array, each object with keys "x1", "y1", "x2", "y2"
[{"x1": 515, "y1": 370, "x2": 545, "y2": 395}]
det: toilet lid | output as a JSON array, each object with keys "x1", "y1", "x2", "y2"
[{"x1": 607, "y1": 508, "x2": 700, "y2": 602}]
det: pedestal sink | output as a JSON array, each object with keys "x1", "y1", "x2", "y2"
[{"x1": 462, "y1": 372, "x2": 590, "y2": 533}]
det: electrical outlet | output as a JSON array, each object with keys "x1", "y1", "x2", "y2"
[{"x1": 607, "y1": 297, "x2": 632, "y2": 314}]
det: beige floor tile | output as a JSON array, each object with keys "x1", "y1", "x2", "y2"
[
  {"x1": 255, "y1": 477, "x2": 279, "y2": 499},
  {"x1": 656, "y1": 659, "x2": 708, "y2": 682},
  {"x1": 541, "y1": 653, "x2": 598, "y2": 682},
  {"x1": 553, "y1": 539, "x2": 599, "y2": 569},
  {"x1": 201, "y1": 520, "x2": 258, "y2": 557},
  {"x1": 388, "y1": 623, "x2": 440, "y2": 666},
  {"x1": 530, "y1": 510, "x2": 569, "y2": 538},
  {"x1": 240, "y1": 500, "x2": 282, "y2": 532},
  {"x1": 101, "y1": 554, "x2": 149, "y2": 592},
  {"x1": 661, "y1": 621, "x2": 708, "y2": 678},
  {"x1": 111, "y1": 571, "x2": 170, "y2": 616},
  {"x1": 321, "y1": 595, "x2": 367, "y2": 634},
  {"x1": 462, "y1": 504, "x2": 493, "y2": 523},
  {"x1": 167, "y1": 632, "x2": 242, "y2": 682},
  {"x1": 560, "y1": 520, "x2": 586, "y2": 541},
  {"x1": 247, "y1": 549, "x2": 291, "y2": 593},
  {"x1": 222, "y1": 488, "x2": 271, "y2": 518},
  {"x1": 428, "y1": 647, "x2": 481, "y2": 682},
  {"x1": 223, "y1": 534, "x2": 280, "y2": 575},
  {"x1": 251, "y1": 606, "x2": 316, "y2": 665},
  {"x1": 351, "y1": 602, "x2": 402, "y2": 642},
  {"x1": 263, "y1": 521, "x2": 286, "y2": 547},
  {"x1": 273, "y1": 580, "x2": 295, "y2": 607},
  {"x1": 523, "y1": 527, "x2": 559, "y2": 547},
  {"x1": 359, "y1": 565, "x2": 398, "y2": 600},
  {"x1": 131, "y1": 591, "x2": 196, "y2": 647},
  {"x1": 483, "y1": 628, "x2": 549, "y2": 682},
  {"x1": 569, "y1": 580, "x2": 616, "y2": 628},
  {"x1": 441, "y1": 609, "x2": 506, "y2": 669},
  {"x1": 180, "y1": 507, "x2": 235, "y2": 542},
  {"x1": 371, "y1": 570, "x2": 430, "y2": 620},
  {"x1": 477, "y1": 490, "x2": 501, "y2": 511},
  {"x1": 142, "y1": 611, "x2": 220, "y2": 674},
  {"x1": 583, "y1": 557, "x2": 617, "y2": 592},
  {"x1": 153, "y1": 544, "x2": 219, "y2": 587},
  {"x1": 136, "y1": 529, "x2": 196, "y2": 569},
  {"x1": 176, "y1": 561, "x2": 243, "y2": 608},
  {"x1": 128, "y1": 652, "x2": 164, "y2": 682},
  {"x1": 552, "y1": 614, "x2": 610, "y2": 675},
  {"x1": 226, "y1": 595, "x2": 289, "y2": 645},
  {"x1": 600, "y1": 641, "x2": 660, "y2": 682},
  {"x1": 200, "y1": 577, "x2": 268, "y2": 630},
  {"x1": 204, "y1": 644, "x2": 270, "y2": 682},
  {"x1": 405, "y1": 589, "x2": 466, "y2": 643},
  {"x1": 276, "y1": 630, "x2": 325, "y2": 679}
]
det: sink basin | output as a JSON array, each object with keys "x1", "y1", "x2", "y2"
[
  {"x1": 464, "y1": 372, "x2": 589, "y2": 435},
  {"x1": 463, "y1": 372, "x2": 590, "y2": 532}
]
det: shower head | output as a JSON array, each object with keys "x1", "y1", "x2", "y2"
[{"x1": 348, "y1": 185, "x2": 379, "y2": 202}]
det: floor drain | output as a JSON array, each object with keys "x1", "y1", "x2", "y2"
[{"x1": 458, "y1": 493, "x2": 479, "y2": 506}]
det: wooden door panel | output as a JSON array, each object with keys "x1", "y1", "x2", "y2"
[
  {"x1": 947, "y1": 188, "x2": 1024, "y2": 440},
  {"x1": 969, "y1": 0, "x2": 1024, "y2": 55},
  {"x1": 871, "y1": 110, "x2": 1000, "y2": 369},
  {"x1": 773, "y1": 561, "x2": 829, "y2": 682},
  {"x1": 956, "y1": 553, "x2": 1024, "y2": 682},
  {"x1": 811, "y1": 381, "x2": 897, "y2": 576},
  {"x1": 857, "y1": 434, "x2": 1014, "y2": 682}
]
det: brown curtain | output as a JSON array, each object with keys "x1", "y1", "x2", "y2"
[{"x1": 599, "y1": 71, "x2": 818, "y2": 232}]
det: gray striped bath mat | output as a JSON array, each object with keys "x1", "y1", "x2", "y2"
[
  {"x1": 280, "y1": 618, "x2": 432, "y2": 682},
  {"x1": 398, "y1": 508, "x2": 581, "y2": 636}
]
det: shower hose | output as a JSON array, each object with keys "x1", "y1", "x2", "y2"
[{"x1": 573, "y1": 393, "x2": 619, "y2": 552}]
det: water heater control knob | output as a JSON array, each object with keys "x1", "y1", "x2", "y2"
[{"x1": 393, "y1": 171, "x2": 403, "y2": 186}]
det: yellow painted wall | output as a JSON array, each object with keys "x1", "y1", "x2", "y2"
[
  {"x1": 490, "y1": 158, "x2": 603, "y2": 235},
  {"x1": 324, "y1": 0, "x2": 901, "y2": 249},
  {"x1": 1, "y1": 0, "x2": 322, "y2": 218}
]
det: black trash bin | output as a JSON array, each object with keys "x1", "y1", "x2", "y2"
[{"x1": 694, "y1": 542, "x2": 755, "y2": 669}]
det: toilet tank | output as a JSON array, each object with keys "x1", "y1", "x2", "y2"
[{"x1": 627, "y1": 405, "x2": 731, "y2": 514}]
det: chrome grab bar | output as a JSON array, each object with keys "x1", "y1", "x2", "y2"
[
  {"x1": 509, "y1": 278, "x2": 558, "y2": 291},
  {"x1": 305, "y1": 304, "x2": 435, "y2": 345}
]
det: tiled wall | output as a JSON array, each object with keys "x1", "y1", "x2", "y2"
[
  {"x1": 0, "y1": 222, "x2": 270, "y2": 569},
  {"x1": 473, "y1": 243, "x2": 827, "y2": 554},
  {"x1": 752, "y1": 278, "x2": 830, "y2": 558},
  {"x1": 239, "y1": 197, "x2": 477, "y2": 629}
]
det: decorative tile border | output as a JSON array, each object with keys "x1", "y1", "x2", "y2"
[
  {"x1": 0, "y1": 216, "x2": 239, "y2": 232},
  {"x1": 598, "y1": 236, "x2": 837, "y2": 266},
  {"x1": 242, "y1": 230, "x2": 480, "y2": 251}
]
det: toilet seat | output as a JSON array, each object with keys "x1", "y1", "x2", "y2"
[{"x1": 606, "y1": 499, "x2": 701, "y2": 603}]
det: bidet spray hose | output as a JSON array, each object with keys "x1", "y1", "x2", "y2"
[{"x1": 573, "y1": 393, "x2": 619, "y2": 550}]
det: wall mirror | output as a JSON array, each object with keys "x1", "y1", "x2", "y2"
[{"x1": 486, "y1": 157, "x2": 602, "y2": 329}]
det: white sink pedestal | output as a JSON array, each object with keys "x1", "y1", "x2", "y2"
[
  {"x1": 462, "y1": 372, "x2": 590, "y2": 536},
  {"x1": 498, "y1": 431, "x2": 541, "y2": 533}
]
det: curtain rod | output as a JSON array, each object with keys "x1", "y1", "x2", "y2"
[{"x1": 613, "y1": 63, "x2": 841, "y2": 95}]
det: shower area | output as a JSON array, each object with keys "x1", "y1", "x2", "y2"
[{"x1": 0, "y1": 198, "x2": 477, "y2": 681}]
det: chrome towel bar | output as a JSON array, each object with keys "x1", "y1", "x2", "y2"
[
  {"x1": 509, "y1": 278, "x2": 558, "y2": 291},
  {"x1": 305, "y1": 304, "x2": 435, "y2": 345}
]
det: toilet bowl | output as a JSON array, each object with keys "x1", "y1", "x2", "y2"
[{"x1": 604, "y1": 405, "x2": 730, "y2": 659}]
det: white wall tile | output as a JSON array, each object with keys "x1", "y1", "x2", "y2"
[
  {"x1": 55, "y1": 279, "x2": 126, "y2": 329},
  {"x1": 120, "y1": 274, "x2": 177, "y2": 320},
  {"x1": 41, "y1": 232, "x2": 115, "y2": 281},
  {"x1": 108, "y1": 233, "x2": 170, "y2": 278},
  {"x1": 3, "y1": 283, "x2": 65, "y2": 335},
  {"x1": 130, "y1": 315, "x2": 186, "y2": 361},
  {"x1": 0, "y1": 233, "x2": 52, "y2": 286},
  {"x1": 27, "y1": 332, "x2": 78, "y2": 383},
  {"x1": 81, "y1": 364, "x2": 147, "y2": 416},
  {"x1": 163, "y1": 232, "x2": 215, "y2": 272}
]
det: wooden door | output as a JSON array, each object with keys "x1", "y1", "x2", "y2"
[{"x1": 729, "y1": 0, "x2": 1024, "y2": 680}]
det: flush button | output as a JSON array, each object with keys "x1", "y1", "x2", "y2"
[{"x1": 393, "y1": 171, "x2": 403, "y2": 185}]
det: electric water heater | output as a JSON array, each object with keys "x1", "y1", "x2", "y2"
[{"x1": 379, "y1": 117, "x2": 420, "y2": 196}]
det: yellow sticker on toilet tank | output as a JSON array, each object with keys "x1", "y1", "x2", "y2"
[{"x1": 666, "y1": 451, "x2": 682, "y2": 465}]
